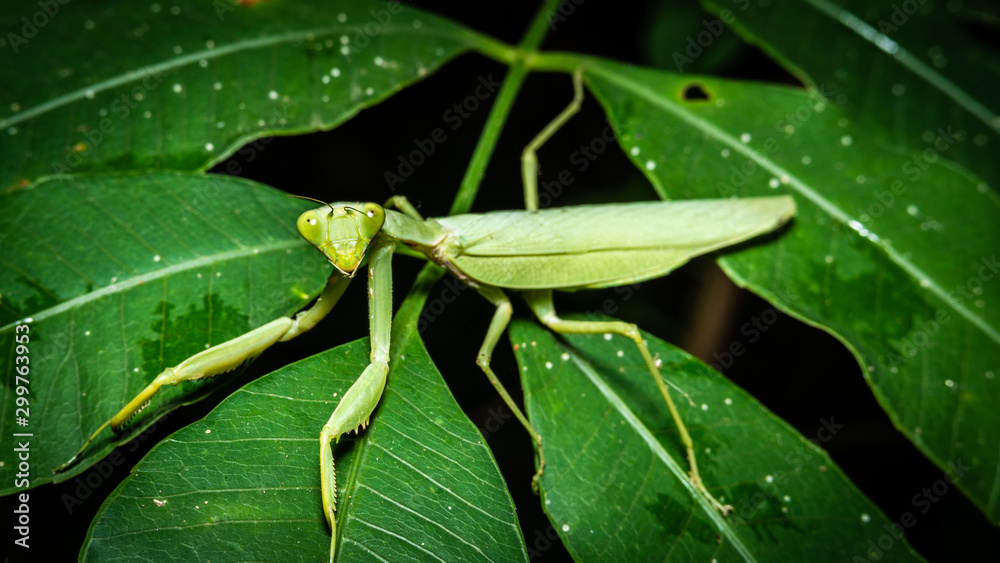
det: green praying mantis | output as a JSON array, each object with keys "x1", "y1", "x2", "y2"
[{"x1": 56, "y1": 70, "x2": 796, "y2": 558}]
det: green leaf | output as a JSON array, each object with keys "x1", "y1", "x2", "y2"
[
  {"x1": 0, "y1": 0, "x2": 475, "y2": 189},
  {"x1": 513, "y1": 319, "x2": 924, "y2": 561},
  {"x1": 701, "y1": 0, "x2": 1000, "y2": 185},
  {"x1": 0, "y1": 172, "x2": 329, "y2": 491},
  {"x1": 581, "y1": 60, "x2": 1000, "y2": 522},
  {"x1": 82, "y1": 287, "x2": 527, "y2": 562}
]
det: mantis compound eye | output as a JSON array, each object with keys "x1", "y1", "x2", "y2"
[
  {"x1": 296, "y1": 210, "x2": 326, "y2": 247},
  {"x1": 356, "y1": 203, "x2": 386, "y2": 239}
]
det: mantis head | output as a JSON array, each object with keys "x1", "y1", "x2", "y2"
[{"x1": 297, "y1": 202, "x2": 386, "y2": 277}]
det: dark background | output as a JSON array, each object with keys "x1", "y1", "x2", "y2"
[{"x1": 6, "y1": 1, "x2": 999, "y2": 561}]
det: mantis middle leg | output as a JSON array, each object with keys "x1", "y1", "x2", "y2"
[
  {"x1": 474, "y1": 285, "x2": 546, "y2": 489},
  {"x1": 523, "y1": 289, "x2": 732, "y2": 515},
  {"x1": 55, "y1": 273, "x2": 351, "y2": 472}
]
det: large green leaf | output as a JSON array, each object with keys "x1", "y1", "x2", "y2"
[
  {"x1": 700, "y1": 0, "x2": 1000, "y2": 185},
  {"x1": 0, "y1": 0, "x2": 475, "y2": 189},
  {"x1": 580, "y1": 59, "x2": 1000, "y2": 522},
  {"x1": 82, "y1": 270, "x2": 527, "y2": 562},
  {"x1": 0, "y1": 172, "x2": 329, "y2": 490},
  {"x1": 514, "y1": 319, "x2": 924, "y2": 561}
]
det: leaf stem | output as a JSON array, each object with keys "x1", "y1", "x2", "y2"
[
  {"x1": 448, "y1": 0, "x2": 563, "y2": 216},
  {"x1": 400, "y1": 0, "x2": 566, "y2": 323}
]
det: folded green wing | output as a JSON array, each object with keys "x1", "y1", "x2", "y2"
[{"x1": 434, "y1": 197, "x2": 795, "y2": 290}]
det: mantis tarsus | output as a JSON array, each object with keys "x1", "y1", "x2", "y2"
[{"x1": 57, "y1": 70, "x2": 796, "y2": 558}]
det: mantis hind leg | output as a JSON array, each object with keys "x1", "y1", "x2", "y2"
[
  {"x1": 54, "y1": 273, "x2": 351, "y2": 473},
  {"x1": 521, "y1": 67, "x2": 585, "y2": 211},
  {"x1": 522, "y1": 289, "x2": 732, "y2": 516}
]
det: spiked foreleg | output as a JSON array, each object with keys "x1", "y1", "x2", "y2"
[
  {"x1": 55, "y1": 273, "x2": 350, "y2": 473},
  {"x1": 321, "y1": 238, "x2": 394, "y2": 560}
]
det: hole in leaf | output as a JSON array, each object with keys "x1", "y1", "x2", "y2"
[{"x1": 682, "y1": 83, "x2": 711, "y2": 101}]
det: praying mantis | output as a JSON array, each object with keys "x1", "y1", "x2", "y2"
[{"x1": 55, "y1": 70, "x2": 796, "y2": 559}]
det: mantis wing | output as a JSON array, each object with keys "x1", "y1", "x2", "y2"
[{"x1": 434, "y1": 196, "x2": 795, "y2": 290}]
